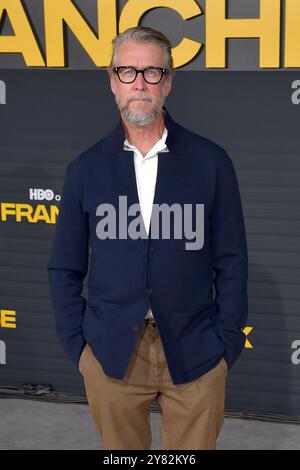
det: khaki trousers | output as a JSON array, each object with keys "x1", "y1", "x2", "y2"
[{"x1": 79, "y1": 318, "x2": 228, "y2": 450}]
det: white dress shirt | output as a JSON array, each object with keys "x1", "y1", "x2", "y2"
[{"x1": 123, "y1": 126, "x2": 169, "y2": 320}]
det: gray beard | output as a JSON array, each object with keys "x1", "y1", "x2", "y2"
[{"x1": 115, "y1": 96, "x2": 165, "y2": 127}]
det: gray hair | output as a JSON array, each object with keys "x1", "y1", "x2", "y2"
[{"x1": 108, "y1": 26, "x2": 175, "y2": 79}]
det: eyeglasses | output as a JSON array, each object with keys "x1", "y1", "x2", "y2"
[{"x1": 113, "y1": 66, "x2": 168, "y2": 84}]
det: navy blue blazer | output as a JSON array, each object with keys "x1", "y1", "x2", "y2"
[{"x1": 47, "y1": 108, "x2": 248, "y2": 385}]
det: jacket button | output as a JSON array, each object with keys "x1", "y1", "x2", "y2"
[
  {"x1": 149, "y1": 245, "x2": 154, "y2": 252},
  {"x1": 145, "y1": 288, "x2": 153, "y2": 295},
  {"x1": 131, "y1": 322, "x2": 140, "y2": 332}
]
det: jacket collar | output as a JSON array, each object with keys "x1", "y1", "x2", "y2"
[{"x1": 101, "y1": 106, "x2": 191, "y2": 154}]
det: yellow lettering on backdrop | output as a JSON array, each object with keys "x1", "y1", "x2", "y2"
[
  {"x1": 50, "y1": 205, "x2": 59, "y2": 224},
  {"x1": 44, "y1": 0, "x2": 117, "y2": 67},
  {"x1": 206, "y1": 0, "x2": 281, "y2": 68},
  {"x1": 2, "y1": 0, "x2": 297, "y2": 70},
  {"x1": 285, "y1": 0, "x2": 300, "y2": 67},
  {"x1": 15, "y1": 204, "x2": 33, "y2": 222},
  {"x1": 31, "y1": 204, "x2": 49, "y2": 223},
  {"x1": 0, "y1": 203, "x2": 58, "y2": 223},
  {"x1": 119, "y1": 0, "x2": 202, "y2": 68},
  {"x1": 243, "y1": 326, "x2": 253, "y2": 349},
  {"x1": 0, "y1": 310, "x2": 16, "y2": 329},
  {"x1": 0, "y1": 203, "x2": 16, "y2": 221},
  {"x1": 0, "y1": 0, "x2": 45, "y2": 66}
]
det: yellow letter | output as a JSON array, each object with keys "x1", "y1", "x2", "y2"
[
  {"x1": 243, "y1": 326, "x2": 253, "y2": 349},
  {"x1": 0, "y1": 310, "x2": 16, "y2": 329},
  {"x1": 15, "y1": 204, "x2": 33, "y2": 222},
  {"x1": 206, "y1": 0, "x2": 280, "y2": 68},
  {"x1": 285, "y1": 0, "x2": 300, "y2": 67},
  {"x1": 32, "y1": 204, "x2": 51, "y2": 223},
  {"x1": 119, "y1": 0, "x2": 202, "y2": 68},
  {"x1": 44, "y1": 0, "x2": 117, "y2": 67},
  {"x1": 0, "y1": 0, "x2": 45, "y2": 66},
  {"x1": 0, "y1": 203, "x2": 16, "y2": 221},
  {"x1": 50, "y1": 205, "x2": 59, "y2": 224}
]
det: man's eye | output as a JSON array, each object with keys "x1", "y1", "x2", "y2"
[{"x1": 123, "y1": 69, "x2": 135, "y2": 75}]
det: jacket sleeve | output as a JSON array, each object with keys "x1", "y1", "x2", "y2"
[
  {"x1": 47, "y1": 159, "x2": 89, "y2": 368},
  {"x1": 211, "y1": 150, "x2": 248, "y2": 370}
]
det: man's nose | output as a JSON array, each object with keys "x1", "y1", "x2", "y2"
[{"x1": 133, "y1": 72, "x2": 147, "y2": 89}]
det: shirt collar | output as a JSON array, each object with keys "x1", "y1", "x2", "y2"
[
  {"x1": 123, "y1": 127, "x2": 169, "y2": 159},
  {"x1": 101, "y1": 107, "x2": 192, "y2": 155}
]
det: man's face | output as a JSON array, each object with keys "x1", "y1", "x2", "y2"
[{"x1": 110, "y1": 40, "x2": 173, "y2": 127}]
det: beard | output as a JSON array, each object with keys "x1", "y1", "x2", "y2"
[{"x1": 114, "y1": 88, "x2": 167, "y2": 127}]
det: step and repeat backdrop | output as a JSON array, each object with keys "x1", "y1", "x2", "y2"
[
  {"x1": 1, "y1": 70, "x2": 300, "y2": 416},
  {"x1": 1, "y1": 0, "x2": 300, "y2": 416}
]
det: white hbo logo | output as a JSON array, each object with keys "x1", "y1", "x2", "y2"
[{"x1": 29, "y1": 188, "x2": 61, "y2": 202}]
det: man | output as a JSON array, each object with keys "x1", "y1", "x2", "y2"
[{"x1": 47, "y1": 26, "x2": 248, "y2": 450}]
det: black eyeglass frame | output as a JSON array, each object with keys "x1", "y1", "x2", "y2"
[{"x1": 113, "y1": 66, "x2": 168, "y2": 84}]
